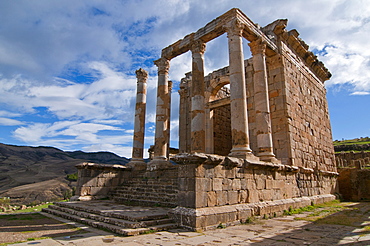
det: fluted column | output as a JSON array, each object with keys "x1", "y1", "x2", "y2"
[
  {"x1": 128, "y1": 68, "x2": 148, "y2": 170},
  {"x1": 226, "y1": 20, "x2": 254, "y2": 159},
  {"x1": 191, "y1": 40, "x2": 206, "y2": 153},
  {"x1": 249, "y1": 39, "x2": 276, "y2": 162},
  {"x1": 151, "y1": 57, "x2": 170, "y2": 166}
]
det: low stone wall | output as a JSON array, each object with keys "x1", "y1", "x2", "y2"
[
  {"x1": 171, "y1": 153, "x2": 338, "y2": 230},
  {"x1": 335, "y1": 151, "x2": 370, "y2": 168},
  {"x1": 73, "y1": 162, "x2": 179, "y2": 206},
  {"x1": 110, "y1": 167, "x2": 179, "y2": 207},
  {"x1": 73, "y1": 162, "x2": 130, "y2": 201},
  {"x1": 170, "y1": 194, "x2": 335, "y2": 231},
  {"x1": 338, "y1": 168, "x2": 370, "y2": 201}
]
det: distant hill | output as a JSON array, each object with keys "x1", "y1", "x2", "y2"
[
  {"x1": 333, "y1": 137, "x2": 370, "y2": 152},
  {"x1": 0, "y1": 143, "x2": 129, "y2": 204}
]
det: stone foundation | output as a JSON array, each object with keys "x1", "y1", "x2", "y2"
[
  {"x1": 171, "y1": 153, "x2": 337, "y2": 230},
  {"x1": 170, "y1": 194, "x2": 335, "y2": 231}
]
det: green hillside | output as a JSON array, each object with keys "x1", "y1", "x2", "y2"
[{"x1": 333, "y1": 137, "x2": 370, "y2": 152}]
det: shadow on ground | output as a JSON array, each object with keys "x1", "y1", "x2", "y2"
[{"x1": 250, "y1": 202, "x2": 370, "y2": 245}]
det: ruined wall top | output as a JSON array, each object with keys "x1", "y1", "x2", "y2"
[{"x1": 160, "y1": 8, "x2": 331, "y2": 83}]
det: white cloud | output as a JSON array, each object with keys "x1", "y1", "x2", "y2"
[
  {"x1": 1, "y1": 0, "x2": 370, "y2": 153},
  {"x1": 0, "y1": 117, "x2": 24, "y2": 126},
  {"x1": 351, "y1": 91, "x2": 370, "y2": 96}
]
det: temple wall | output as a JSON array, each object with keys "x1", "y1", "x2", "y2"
[
  {"x1": 172, "y1": 155, "x2": 337, "y2": 230},
  {"x1": 278, "y1": 42, "x2": 335, "y2": 171},
  {"x1": 213, "y1": 105, "x2": 232, "y2": 156}
]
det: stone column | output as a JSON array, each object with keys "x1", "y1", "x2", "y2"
[
  {"x1": 128, "y1": 68, "x2": 148, "y2": 170},
  {"x1": 249, "y1": 39, "x2": 277, "y2": 162},
  {"x1": 226, "y1": 20, "x2": 255, "y2": 160},
  {"x1": 167, "y1": 81, "x2": 173, "y2": 159},
  {"x1": 191, "y1": 40, "x2": 206, "y2": 153},
  {"x1": 205, "y1": 107, "x2": 214, "y2": 154},
  {"x1": 178, "y1": 79, "x2": 188, "y2": 153},
  {"x1": 148, "y1": 57, "x2": 171, "y2": 170}
]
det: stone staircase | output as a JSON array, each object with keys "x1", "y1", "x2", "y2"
[
  {"x1": 42, "y1": 200, "x2": 177, "y2": 236},
  {"x1": 110, "y1": 178, "x2": 178, "y2": 207}
]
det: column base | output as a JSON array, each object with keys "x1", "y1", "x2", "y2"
[
  {"x1": 147, "y1": 157, "x2": 172, "y2": 171},
  {"x1": 127, "y1": 159, "x2": 147, "y2": 171},
  {"x1": 229, "y1": 147, "x2": 259, "y2": 162},
  {"x1": 257, "y1": 152, "x2": 280, "y2": 163}
]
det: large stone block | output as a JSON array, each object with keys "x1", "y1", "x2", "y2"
[
  {"x1": 212, "y1": 178, "x2": 223, "y2": 191},
  {"x1": 207, "y1": 191, "x2": 217, "y2": 207},
  {"x1": 225, "y1": 167, "x2": 236, "y2": 178},
  {"x1": 216, "y1": 190, "x2": 227, "y2": 206},
  {"x1": 196, "y1": 191, "x2": 208, "y2": 208},
  {"x1": 227, "y1": 191, "x2": 238, "y2": 205},
  {"x1": 232, "y1": 179, "x2": 241, "y2": 190},
  {"x1": 238, "y1": 190, "x2": 248, "y2": 203},
  {"x1": 196, "y1": 178, "x2": 211, "y2": 192},
  {"x1": 222, "y1": 178, "x2": 233, "y2": 191},
  {"x1": 178, "y1": 164, "x2": 196, "y2": 178},
  {"x1": 214, "y1": 165, "x2": 225, "y2": 178}
]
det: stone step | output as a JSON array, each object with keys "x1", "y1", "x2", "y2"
[
  {"x1": 112, "y1": 197, "x2": 176, "y2": 207},
  {"x1": 47, "y1": 205, "x2": 142, "y2": 228},
  {"x1": 54, "y1": 201, "x2": 169, "y2": 221},
  {"x1": 112, "y1": 191, "x2": 178, "y2": 196},
  {"x1": 43, "y1": 207, "x2": 177, "y2": 236},
  {"x1": 111, "y1": 193, "x2": 177, "y2": 200}
]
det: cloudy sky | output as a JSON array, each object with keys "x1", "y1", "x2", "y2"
[{"x1": 0, "y1": 0, "x2": 369, "y2": 158}]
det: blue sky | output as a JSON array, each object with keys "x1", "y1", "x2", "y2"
[{"x1": 0, "y1": 0, "x2": 369, "y2": 158}]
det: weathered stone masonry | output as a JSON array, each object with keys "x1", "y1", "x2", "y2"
[{"x1": 74, "y1": 8, "x2": 338, "y2": 231}]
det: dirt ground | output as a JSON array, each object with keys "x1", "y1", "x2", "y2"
[{"x1": 0, "y1": 213, "x2": 85, "y2": 245}]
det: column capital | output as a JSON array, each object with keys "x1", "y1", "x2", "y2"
[
  {"x1": 135, "y1": 68, "x2": 148, "y2": 80},
  {"x1": 154, "y1": 57, "x2": 170, "y2": 75},
  {"x1": 248, "y1": 38, "x2": 267, "y2": 56},
  {"x1": 191, "y1": 40, "x2": 206, "y2": 54},
  {"x1": 168, "y1": 80, "x2": 173, "y2": 91},
  {"x1": 225, "y1": 19, "x2": 244, "y2": 37}
]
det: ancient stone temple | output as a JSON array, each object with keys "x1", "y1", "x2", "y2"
[{"x1": 59, "y1": 8, "x2": 338, "y2": 232}]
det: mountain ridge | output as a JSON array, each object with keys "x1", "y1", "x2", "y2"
[{"x1": 0, "y1": 143, "x2": 130, "y2": 204}]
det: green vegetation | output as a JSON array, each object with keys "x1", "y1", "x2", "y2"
[
  {"x1": 1, "y1": 203, "x2": 52, "y2": 214},
  {"x1": 283, "y1": 200, "x2": 342, "y2": 216},
  {"x1": 217, "y1": 223, "x2": 226, "y2": 229},
  {"x1": 66, "y1": 173, "x2": 78, "y2": 181},
  {"x1": 142, "y1": 229, "x2": 156, "y2": 234},
  {"x1": 333, "y1": 137, "x2": 370, "y2": 146},
  {"x1": 0, "y1": 197, "x2": 10, "y2": 207},
  {"x1": 333, "y1": 137, "x2": 370, "y2": 153}
]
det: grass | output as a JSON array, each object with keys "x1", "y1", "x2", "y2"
[
  {"x1": 2, "y1": 203, "x2": 52, "y2": 214},
  {"x1": 333, "y1": 137, "x2": 370, "y2": 146},
  {"x1": 291, "y1": 201, "x2": 370, "y2": 229},
  {"x1": 283, "y1": 200, "x2": 345, "y2": 216},
  {"x1": 142, "y1": 229, "x2": 157, "y2": 234},
  {"x1": 217, "y1": 223, "x2": 226, "y2": 229},
  {"x1": 334, "y1": 140, "x2": 370, "y2": 146}
]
